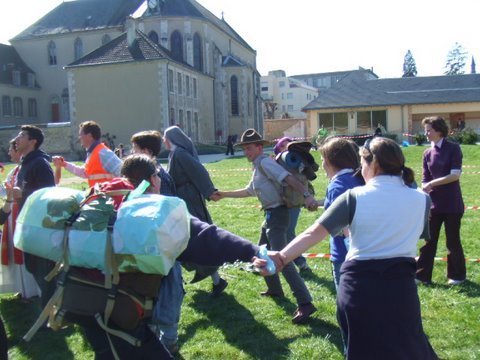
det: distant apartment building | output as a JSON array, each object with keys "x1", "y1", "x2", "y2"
[
  {"x1": 291, "y1": 67, "x2": 378, "y2": 91},
  {"x1": 261, "y1": 70, "x2": 318, "y2": 119}
]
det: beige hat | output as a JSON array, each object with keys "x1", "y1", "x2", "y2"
[{"x1": 235, "y1": 128, "x2": 270, "y2": 146}]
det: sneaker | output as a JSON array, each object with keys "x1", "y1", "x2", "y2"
[
  {"x1": 447, "y1": 279, "x2": 465, "y2": 286},
  {"x1": 211, "y1": 278, "x2": 228, "y2": 297},
  {"x1": 292, "y1": 302, "x2": 316, "y2": 324}
]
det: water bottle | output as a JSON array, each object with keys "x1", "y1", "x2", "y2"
[{"x1": 257, "y1": 245, "x2": 276, "y2": 275}]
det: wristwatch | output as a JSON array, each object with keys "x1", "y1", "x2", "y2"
[{"x1": 303, "y1": 191, "x2": 311, "y2": 198}]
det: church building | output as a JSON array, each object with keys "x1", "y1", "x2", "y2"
[{"x1": 9, "y1": 0, "x2": 262, "y2": 147}]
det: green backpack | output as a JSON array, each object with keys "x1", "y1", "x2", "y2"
[{"x1": 23, "y1": 181, "x2": 164, "y2": 358}]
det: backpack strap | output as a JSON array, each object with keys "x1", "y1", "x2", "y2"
[
  {"x1": 23, "y1": 270, "x2": 68, "y2": 340},
  {"x1": 102, "y1": 221, "x2": 120, "y2": 331},
  {"x1": 23, "y1": 211, "x2": 81, "y2": 341}
]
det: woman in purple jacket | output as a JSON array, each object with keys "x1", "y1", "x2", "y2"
[{"x1": 416, "y1": 116, "x2": 466, "y2": 285}]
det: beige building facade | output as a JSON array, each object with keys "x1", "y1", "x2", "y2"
[
  {"x1": 7, "y1": 0, "x2": 262, "y2": 150},
  {"x1": 303, "y1": 71, "x2": 480, "y2": 141},
  {"x1": 261, "y1": 70, "x2": 318, "y2": 119}
]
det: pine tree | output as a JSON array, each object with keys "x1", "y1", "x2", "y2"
[
  {"x1": 444, "y1": 42, "x2": 467, "y2": 75},
  {"x1": 402, "y1": 50, "x2": 417, "y2": 77}
]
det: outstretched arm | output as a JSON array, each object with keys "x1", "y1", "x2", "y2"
[
  {"x1": 178, "y1": 216, "x2": 259, "y2": 266},
  {"x1": 216, "y1": 188, "x2": 250, "y2": 199}
]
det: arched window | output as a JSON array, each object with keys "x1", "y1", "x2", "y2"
[
  {"x1": 101, "y1": 34, "x2": 111, "y2": 45},
  {"x1": 74, "y1": 38, "x2": 83, "y2": 60},
  {"x1": 148, "y1": 31, "x2": 159, "y2": 44},
  {"x1": 193, "y1": 33, "x2": 203, "y2": 71},
  {"x1": 230, "y1": 76, "x2": 239, "y2": 116},
  {"x1": 170, "y1": 31, "x2": 183, "y2": 62},
  {"x1": 48, "y1": 41, "x2": 57, "y2": 65}
]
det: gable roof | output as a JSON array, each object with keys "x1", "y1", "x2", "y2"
[
  {"x1": 222, "y1": 54, "x2": 244, "y2": 67},
  {"x1": 303, "y1": 72, "x2": 480, "y2": 111},
  {"x1": 66, "y1": 29, "x2": 171, "y2": 67},
  {"x1": 0, "y1": 43, "x2": 38, "y2": 87},
  {"x1": 12, "y1": 0, "x2": 145, "y2": 40}
]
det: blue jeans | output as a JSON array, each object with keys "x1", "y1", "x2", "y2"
[
  {"x1": 151, "y1": 261, "x2": 185, "y2": 347},
  {"x1": 260, "y1": 206, "x2": 312, "y2": 305},
  {"x1": 287, "y1": 207, "x2": 307, "y2": 269}
]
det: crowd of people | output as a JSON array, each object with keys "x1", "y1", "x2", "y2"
[{"x1": 0, "y1": 116, "x2": 467, "y2": 359}]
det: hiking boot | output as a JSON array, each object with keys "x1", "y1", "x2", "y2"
[
  {"x1": 292, "y1": 302, "x2": 316, "y2": 324},
  {"x1": 211, "y1": 278, "x2": 228, "y2": 297}
]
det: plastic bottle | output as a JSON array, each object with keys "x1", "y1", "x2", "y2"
[{"x1": 257, "y1": 244, "x2": 276, "y2": 275}]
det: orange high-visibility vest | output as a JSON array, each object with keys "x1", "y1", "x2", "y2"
[{"x1": 85, "y1": 143, "x2": 115, "y2": 187}]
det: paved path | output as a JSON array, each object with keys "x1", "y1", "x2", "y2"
[
  {"x1": 198, "y1": 153, "x2": 242, "y2": 164},
  {"x1": 58, "y1": 153, "x2": 243, "y2": 186}
]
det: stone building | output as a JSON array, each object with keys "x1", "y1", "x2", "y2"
[{"x1": 8, "y1": 0, "x2": 262, "y2": 149}]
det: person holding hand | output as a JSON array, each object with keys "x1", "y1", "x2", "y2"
[
  {"x1": 255, "y1": 137, "x2": 438, "y2": 359},
  {"x1": 217, "y1": 129, "x2": 317, "y2": 324}
]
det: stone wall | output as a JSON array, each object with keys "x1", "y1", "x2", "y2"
[
  {"x1": 0, "y1": 123, "x2": 77, "y2": 162},
  {"x1": 264, "y1": 118, "x2": 307, "y2": 141}
]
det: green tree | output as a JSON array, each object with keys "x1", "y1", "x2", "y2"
[
  {"x1": 444, "y1": 42, "x2": 467, "y2": 75},
  {"x1": 402, "y1": 50, "x2": 417, "y2": 77}
]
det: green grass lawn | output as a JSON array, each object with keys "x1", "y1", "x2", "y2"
[{"x1": 1, "y1": 145, "x2": 479, "y2": 359}]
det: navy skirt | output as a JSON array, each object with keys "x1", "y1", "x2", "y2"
[{"x1": 337, "y1": 258, "x2": 438, "y2": 360}]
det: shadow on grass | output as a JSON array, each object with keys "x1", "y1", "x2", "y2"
[
  {"x1": 425, "y1": 279, "x2": 480, "y2": 298},
  {"x1": 300, "y1": 267, "x2": 338, "y2": 296},
  {"x1": 0, "y1": 295, "x2": 75, "y2": 359},
  {"x1": 184, "y1": 290, "x2": 343, "y2": 358}
]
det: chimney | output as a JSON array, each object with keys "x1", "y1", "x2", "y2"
[{"x1": 126, "y1": 16, "x2": 136, "y2": 47}]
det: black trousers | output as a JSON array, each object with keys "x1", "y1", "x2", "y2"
[
  {"x1": 416, "y1": 212, "x2": 466, "y2": 282},
  {"x1": 337, "y1": 258, "x2": 438, "y2": 360}
]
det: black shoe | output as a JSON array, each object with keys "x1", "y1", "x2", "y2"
[
  {"x1": 292, "y1": 302, "x2": 316, "y2": 324},
  {"x1": 211, "y1": 278, "x2": 228, "y2": 297}
]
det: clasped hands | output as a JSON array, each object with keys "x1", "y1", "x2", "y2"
[
  {"x1": 52, "y1": 156, "x2": 66, "y2": 169},
  {"x1": 252, "y1": 250, "x2": 286, "y2": 276},
  {"x1": 209, "y1": 191, "x2": 224, "y2": 201}
]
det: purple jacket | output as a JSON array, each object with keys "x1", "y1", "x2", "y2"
[{"x1": 423, "y1": 140, "x2": 464, "y2": 214}]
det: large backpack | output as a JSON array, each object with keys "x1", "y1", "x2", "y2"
[
  {"x1": 260, "y1": 141, "x2": 319, "y2": 208},
  {"x1": 17, "y1": 179, "x2": 190, "y2": 358}
]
